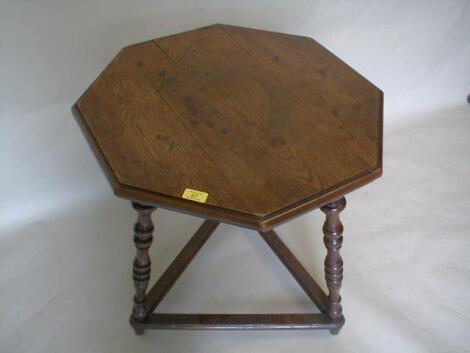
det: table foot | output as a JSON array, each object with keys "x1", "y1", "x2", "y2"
[{"x1": 134, "y1": 328, "x2": 145, "y2": 336}]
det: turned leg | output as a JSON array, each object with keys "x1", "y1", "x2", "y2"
[
  {"x1": 131, "y1": 202, "x2": 155, "y2": 335},
  {"x1": 321, "y1": 197, "x2": 346, "y2": 334}
]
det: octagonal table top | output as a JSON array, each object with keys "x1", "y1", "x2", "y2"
[{"x1": 73, "y1": 24, "x2": 383, "y2": 230}]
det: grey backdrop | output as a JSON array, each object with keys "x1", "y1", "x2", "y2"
[{"x1": 1, "y1": 1, "x2": 470, "y2": 352}]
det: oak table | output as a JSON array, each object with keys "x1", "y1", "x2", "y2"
[{"x1": 73, "y1": 24, "x2": 383, "y2": 335}]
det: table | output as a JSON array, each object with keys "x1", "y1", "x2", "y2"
[{"x1": 72, "y1": 24, "x2": 383, "y2": 335}]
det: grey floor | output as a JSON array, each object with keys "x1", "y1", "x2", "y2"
[{"x1": 1, "y1": 106, "x2": 469, "y2": 353}]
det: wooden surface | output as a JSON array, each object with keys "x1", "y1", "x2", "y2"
[
  {"x1": 131, "y1": 313, "x2": 343, "y2": 330},
  {"x1": 74, "y1": 24, "x2": 382, "y2": 229},
  {"x1": 259, "y1": 229, "x2": 329, "y2": 313},
  {"x1": 128, "y1": 204, "x2": 344, "y2": 333},
  {"x1": 131, "y1": 203, "x2": 155, "y2": 334},
  {"x1": 145, "y1": 219, "x2": 219, "y2": 314},
  {"x1": 321, "y1": 197, "x2": 346, "y2": 334}
]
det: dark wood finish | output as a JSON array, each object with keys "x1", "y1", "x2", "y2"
[
  {"x1": 128, "y1": 205, "x2": 347, "y2": 334},
  {"x1": 259, "y1": 229, "x2": 329, "y2": 312},
  {"x1": 145, "y1": 219, "x2": 219, "y2": 313},
  {"x1": 131, "y1": 313, "x2": 343, "y2": 330},
  {"x1": 321, "y1": 197, "x2": 346, "y2": 334},
  {"x1": 131, "y1": 202, "x2": 155, "y2": 335},
  {"x1": 74, "y1": 25, "x2": 382, "y2": 336},
  {"x1": 73, "y1": 24, "x2": 383, "y2": 230}
]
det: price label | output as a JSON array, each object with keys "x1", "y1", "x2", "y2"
[{"x1": 182, "y1": 188, "x2": 208, "y2": 203}]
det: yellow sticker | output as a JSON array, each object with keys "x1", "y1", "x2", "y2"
[{"x1": 182, "y1": 188, "x2": 208, "y2": 203}]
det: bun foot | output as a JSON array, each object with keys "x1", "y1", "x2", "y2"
[{"x1": 134, "y1": 328, "x2": 145, "y2": 336}]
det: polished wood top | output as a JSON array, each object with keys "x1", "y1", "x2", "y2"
[{"x1": 73, "y1": 24, "x2": 382, "y2": 229}]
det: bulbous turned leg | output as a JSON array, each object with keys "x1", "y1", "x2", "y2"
[
  {"x1": 131, "y1": 202, "x2": 155, "y2": 335},
  {"x1": 321, "y1": 197, "x2": 346, "y2": 335}
]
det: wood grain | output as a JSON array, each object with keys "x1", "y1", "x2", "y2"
[{"x1": 74, "y1": 24, "x2": 382, "y2": 229}]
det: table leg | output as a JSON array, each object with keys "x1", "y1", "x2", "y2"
[
  {"x1": 321, "y1": 197, "x2": 346, "y2": 334},
  {"x1": 131, "y1": 202, "x2": 156, "y2": 335}
]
